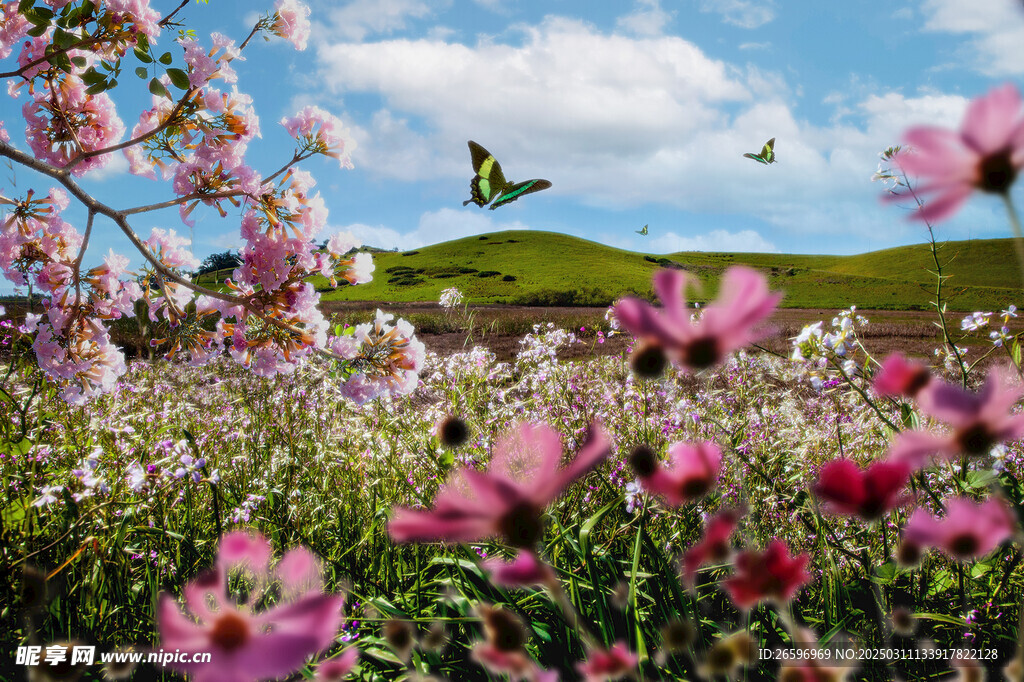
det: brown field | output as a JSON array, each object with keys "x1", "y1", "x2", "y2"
[{"x1": 321, "y1": 301, "x2": 1023, "y2": 365}]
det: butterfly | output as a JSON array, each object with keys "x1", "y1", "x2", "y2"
[
  {"x1": 462, "y1": 141, "x2": 552, "y2": 210},
  {"x1": 636, "y1": 224, "x2": 649, "y2": 236},
  {"x1": 742, "y1": 138, "x2": 776, "y2": 165}
]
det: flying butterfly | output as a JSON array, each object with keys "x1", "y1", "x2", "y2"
[
  {"x1": 742, "y1": 138, "x2": 776, "y2": 165},
  {"x1": 462, "y1": 141, "x2": 552, "y2": 210},
  {"x1": 636, "y1": 224, "x2": 649, "y2": 236}
]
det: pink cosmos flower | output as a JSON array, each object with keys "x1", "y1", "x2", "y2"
[
  {"x1": 901, "y1": 497, "x2": 1016, "y2": 561},
  {"x1": 812, "y1": 458, "x2": 912, "y2": 521},
  {"x1": 890, "y1": 83, "x2": 1024, "y2": 223},
  {"x1": 723, "y1": 540, "x2": 811, "y2": 610},
  {"x1": 157, "y1": 531, "x2": 344, "y2": 682},
  {"x1": 576, "y1": 641, "x2": 638, "y2": 681},
  {"x1": 873, "y1": 352, "x2": 932, "y2": 398},
  {"x1": 315, "y1": 648, "x2": 359, "y2": 682},
  {"x1": 887, "y1": 367, "x2": 1024, "y2": 469},
  {"x1": 388, "y1": 421, "x2": 610, "y2": 547},
  {"x1": 630, "y1": 441, "x2": 722, "y2": 507},
  {"x1": 484, "y1": 550, "x2": 557, "y2": 588},
  {"x1": 614, "y1": 266, "x2": 781, "y2": 370},
  {"x1": 681, "y1": 508, "x2": 742, "y2": 588}
]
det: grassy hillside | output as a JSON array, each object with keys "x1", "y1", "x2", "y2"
[{"x1": 197, "y1": 232, "x2": 1023, "y2": 311}]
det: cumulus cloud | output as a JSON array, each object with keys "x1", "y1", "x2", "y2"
[
  {"x1": 616, "y1": 0, "x2": 674, "y2": 37},
  {"x1": 321, "y1": 0, "x2": 444, "y2": 42},
  {"x1": 651, "y1": 229, "x2": 779, "y2": 253},
  {"x1": 698, "y1": 0, "x2": 776, "y2": 29},
  {"x1": 332, "y1": 208, "x2": 529, "y2": 251},
  {"x1": 919, "y1": 0, "x2": 1024, "y2": 76}
]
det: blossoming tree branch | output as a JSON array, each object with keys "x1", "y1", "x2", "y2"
[{"x1": 0, "y1": 0, "x2": 424, "y2": 405}]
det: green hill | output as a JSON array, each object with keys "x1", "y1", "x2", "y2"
[{"x1": 198, "y1": 232, "x2": 1023, "y2": 311}]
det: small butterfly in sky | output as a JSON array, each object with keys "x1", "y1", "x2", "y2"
[
  {"x1": 462, "y1": 141, "x2": 552, "y2": 210},
  {"x1": 743, "y1": 138, "x2": 776, "y2": 165},
  {"x1": 636, "y1": 224, "x2": 649, "y2": 236}
]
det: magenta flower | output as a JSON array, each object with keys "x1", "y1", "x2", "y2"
[
  {"x1": 681, "y1": 508, "x2": 742, "y2": 588},
  {"x1": 723, "y1": 540, "x2": 811, "y2": 610},
  {"x1": 388, "y1": 421, "x2": 610, "y2": 547},
  {"x1": 887, "y1": 367, "x2": 1024, "y2": 469},
  {"x1": 315, "y1": 648, "x2": 359, "y2": 682},
  {"x1": 630, "y1": 441, "x2": 722, "y2": 507},
  {"x1": 576, "y1": 641, "x2": 638, "y2": 681},
  {"x1": 891, "y1": 83, "x2": 1024, "y2": 223},
  {"x1": 872, "y1": 353, "x2": 932, "y2": 398},
  {"x1": 157, "y1": 531, "x2": 344, "y2": 682},
  {"x1": 614, "y1": 266, "x2": 782, "y2": 370},
  {"x1": 484, "y1": 550, "x2": 557, "y2": 588},
  {"x1": 902, "y1": 497, "x2": 1016, "y2": 561},
  {"x1": 812, "y1": 458, "x2": 912, "y2": 521}
]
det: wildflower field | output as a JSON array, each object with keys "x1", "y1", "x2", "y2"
[{"x1": 2, "y1": 1, "x2": 1024, "y2": 681}]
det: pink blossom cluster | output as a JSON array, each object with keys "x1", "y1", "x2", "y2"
[
  {"x1": 330, "y1": 309, "x2": 425, "y2": 404},
  {"x1": 281, "y1": 105, "x2": 357, "y2": 170},
  {"x1": 271, "y1": 0, "x2": 312, "y2": 51},
  {"x1": 0, "y1": 3, "x2": 29, "y2": 60}
]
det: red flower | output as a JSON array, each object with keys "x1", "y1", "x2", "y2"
[
  {"x1": 576, "y1": 641, "x2": 638, "y2": 681},
  {"x1": 812, "y1": 458, "x2": 912, "y2": 521},
  {"x1": 723, "y1": 540, "x2": 810, "y2": 610},
  {"x1": 681, "y1": 508, "x2": 742, "y2": 588},
  {"x1": 873, "y1": 353, "x2": 932, "y2": 398}
]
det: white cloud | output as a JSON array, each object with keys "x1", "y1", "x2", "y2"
[
  {"x1": 919, "y1": 0, "x2": 1024, "y2": 76},
  {"x1": 698, "y1": 0, "x2": 776, "y2": 29},
  {"x1": 616, "y1": 0, "x2": 674, "y2": 37},
  {"x1": 320, "y1": 0, "x2": 445, "y2": 42},
  {"x1": 650, "y1": 229, "x2": 779, "y2": 253},
  {"x1": 738, "y1": 41, "x2": 771, "y2": 50},
  {"x1": 332, "y1": 208, "x2": 529, "y2": 251}
]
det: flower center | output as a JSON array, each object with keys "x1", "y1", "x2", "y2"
[
  {"x1": 483, "y1": 608, "x2": 526, "y2": 652},
  {"x1": 680, "y1": 476, "x2": 711, "y2": 499},
  {"x1": 948, "y1": 533, "x2": 980, "y2": 558},
  {"x1": 681, "y1": 336, "x2": 721, "y2": 370},
  {"x1": 209, "y1": 611, "x2": 251, "y2": 652},
  {"x1": 628, "y1": 445, "x2": 658, "y2": 478},
  {"x1": 631, "y1": 342, "x2": 667, "y2": 378},
  {"x1": 976, "y1": 147, "x2": 1017, "y2": 194},
  {"x1": 498, "y1": 502, "x2": 543, "y2": 548},
  {"x1": 902, "y1": 368, "x2": 931, "y2": 397},
  {"x1": 956, "y1": 423, "x2": 994, "y2": 456}
]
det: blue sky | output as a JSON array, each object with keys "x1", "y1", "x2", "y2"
[{"x1": 3, "y1": 0, "x2": 1024, "y2": 282}]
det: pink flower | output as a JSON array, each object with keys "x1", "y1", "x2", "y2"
[
  {"x1": 576, "y1": 641, "x2": 638, "y2": 681},
  {"x1": 272, "y1": 0, "x2": 312, "y2": 50},
  {"x1": 388, "y1": 422, "x2": 610, "y2": 547},
  {"x1": 630, "y1": 441, "x2": 722, "y2": 507},
  {"x1": 723, "y1": 540, "x2": 811, "y2": 610},
  {"x1": 890, "y1": 83, "x2": 1024, "y2": 223},
  {"x1": 873, "y1": 353, "x2": 932, "y2": 398},
  {"x1": 484, "y1": 550, "x2": 557, "y2": 588},
  {"x1": 887, "y1": 368, "x2": 1024, "y2": 468},
  {"x1": 812, "y1": 458, "x2": 912, "y2": 521},
  {"x1": 681, "y1": 508, "x2": 742, "y2": 588},
  {"x1": 157, "y1": 531, "x2": 344, "y2": 682},
  {"x1": 901, "y1": 497, "x2": 1016, "y2": 561},
  {"x1": 615, "y1": 266, "x2": 781, "y2": 370},
  {"x1": 315, "y1": 648, "x2": 359, "y2": 682}
]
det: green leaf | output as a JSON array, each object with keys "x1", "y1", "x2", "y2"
[
  {"x1": 85, "y1": 81, "x2": 108, "y2": 95},
  {"x1": 1013, "y1": 338, "x2": 1022, "y2": 367},
  {"x1": 159, "y1": 51, "x2": 173, "y2": 65},
  {"x1": 70, "y1": 56, "x2": 87, "y2": 68},
  {"x1": 148, "y1": 77, "x2": 170, "y2": 99},
  {"x1": 135, "y1": 66, "x2": 148, "y2": 79},
  {"x1": 166, "y1": 67, "x2": 191, "y2": 91},
  {"x1": 81, "y1": 67, "x2": 105, "y2": 84},
  {"x1": 133, "y1": 46, "x2": 153, "y2": 63}
]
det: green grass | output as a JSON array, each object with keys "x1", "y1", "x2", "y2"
[{"x1": 195, "y1": 232, "x2": 1023, "y2": 311}]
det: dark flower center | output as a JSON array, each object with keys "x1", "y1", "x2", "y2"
[
  {"x1": 948, "y1": 533, "x2": 980, "y2": 558},
  {"x1": 210, "y1": 611, "x2": 251, "y2": 652},
  {"x1": 438, "y1": 416, "x2": 470, "y2": 448},
  {"x1": 902, "y1": 368, "x2": 931, "y2": 397},
  {"x1": 681, "y1": 336, "x2": 721, "y2": 370},
  {"x1": 628, "y1": 445, "x2": 658, "y2": 478},
  {"x1": 976, "y1": 147, "x2": 1017, "y2": 194},
  {"x1": 498, "y1": 502, "x2": 543, "y2": 548},
  {"x1": 631, "y1": 343, "x2": 667, "y2": 378},
  {"x1": 897, "y1": 540, "x2": 922, "y2": 566},
  {"x1": 483, "y1": 608, "x2": 526, "y2": 652},
  {"x1": 680, "y1": 476, "x2": 711, "y2": 499},
  {"x1": 707, "y1": 540, "x2": 731, "y2": 563},
  {"x1": 956, "y1": 423, "x2": 994, "y2": 456},
  {"x1": 384, "y1": 619, "x2": 414, "y2": 652}
]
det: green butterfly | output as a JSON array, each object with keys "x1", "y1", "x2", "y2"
[
  {"x1": 636, "y1": 224, "x2": 648, "y2": 236},
  {"x1": 462, "y1": 141, "x2": 552, "y2": 210},
  {"x1": 743, "y1": 138, "x2": 776, "y2": 165}
]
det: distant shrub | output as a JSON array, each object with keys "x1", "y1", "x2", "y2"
[
  {"x1": 502, "y1": 275, "x2": 517, "y2": 282},
  {"x1": 435, "y1": 273, "x2": 458, "y2": 279},
  {"x1": 478, "y1": 236, "x2": 488, "y2": 240},
  {"x1": 477, "y1": 271, "x2": 501, "y2": 277},
  {"x1": 458, "y1": 267, "x2": 478, "y2": 274},
  {"x1": 506, "y1": 239, "x2": 519, "y2": 243},
  {"x1": 402, "y1": 251, "x2": 419, "y2": 256},
  {"x1": 644, "y1": 255, "x2": 658, "y2": 263},
  {"x1": 511, "y1": 287, "x2": 613, "y2": 307},
  {"x1": 389, "y1": 276, "x2": 425, "y2": 286}
]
